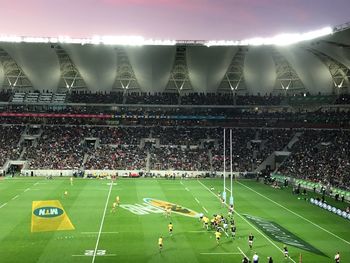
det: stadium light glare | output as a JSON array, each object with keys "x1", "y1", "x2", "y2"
[
  {"x1": 205, "y1": 26, "x2": 333, "y2": 46},
  {"x1": 0, "y1": 26, "x2": 333, "y2": 46}
]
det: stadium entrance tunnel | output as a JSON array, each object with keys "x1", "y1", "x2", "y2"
[{"x1": 6, "y1": 161, "x2": 26, "y2": 176}]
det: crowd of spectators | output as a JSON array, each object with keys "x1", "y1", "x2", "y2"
[
  {"x1": 211, "y1": 128, "x2": 294, "y2": 172},
  {"x1": 0, "y1": 90, "x2": 12, "y2": 102},
  {"x1": 278, "y1": 130, "x2": 350, "y2": 190},
  {"x1": 68, "y1": 91, "x2": 124, "y2": 104},
  {"x1": 151, "y1": 127, "x2": 218, "y2": 145},
  {"x1": 211, "y1": 128, "x2": 256, "y2": 172},
  {"x1": 125, "y1": 92, "x2": 179, "y2": 105},
  {"x1": 5, "y1": 90, "x2": 348, "y2": 106},
  {"x1": 0, "y1": 125, "x2": 24, "y2": 166},
  {"x1": 150, "y1": 146, "x2": 210, "y2": 171},
  {"x1": 256, "y1": 129, "x2": 294, "y2": 165},
  {"x1": 85, "y1": 145, "x2": 146, "y2": 170},
  {"x1": 335, "y1": 94, "x2": 350, "y2": 104},
  {"x1": 23, "y1": 126, "x2": 86, "y2": 169},
  {"x1": 0, "y1": 123, "x2": 349, "y2": 190},
  {"x1": 1, "y1": 103, "x2": 350, "y2": 129}
]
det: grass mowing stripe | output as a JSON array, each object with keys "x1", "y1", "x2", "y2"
[
  {"x1": 91, "y1": 181, "x2": 113, "y2": 263},
  {"x1": 237, "y1": 181, "x2": 350, "y2": 246},
  {"x1": 197, "y1": 180, "x2": 297, "y2": 263}
]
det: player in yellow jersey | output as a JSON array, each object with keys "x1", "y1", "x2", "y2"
[
  {"x1": 215, "y1": 229, "x2": 221, "y2": 244},
  {"x1": 70, "y1": 177, "x2": 73, "y2": 186},
  {"x1": 168, "y1": 222, "x2": 173, "y2": 236},
  {"x1": 111, "y1": 201, "x2": 117, "y2": 213},
  {"x1": 202, "y1": 216, "x2": 209, "y2": 230},
  {"x1": 116, "y1": 196, "x2": 120, "y2": 206},
  {"x1": 64, "y1": 190, "x2": 68, "y2": 198},
  {"x1": 158, "y1": 236, "x2": 163, "y2": 252}
]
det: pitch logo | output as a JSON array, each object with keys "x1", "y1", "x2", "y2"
[
  {"x1": 120, "y1": 198, "x2": 201, "y2": 218},
  {"x1": 33, "y1": 207, "x2": 64, "y2": 218},
  {"x1": 144, "y1": 198, "x2": 200, "y2": 218},
  {"x1": 243, "y1": 214, "x2": 326, "y2": 256},
  {"x1": 31, "y1": 200, "x2": 75, "y2": 233}
]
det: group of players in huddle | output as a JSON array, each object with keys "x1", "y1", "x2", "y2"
[
  {"x1": 158, "y1": 199, "x2": 291, "y2": 263},
  {"x1": 199, "y1": 205, "x2": 237, "y2": 244}
]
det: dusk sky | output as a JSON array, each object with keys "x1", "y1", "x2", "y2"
[{"x1": 1, "y1": 0, "x2": 349, "y2": 40}]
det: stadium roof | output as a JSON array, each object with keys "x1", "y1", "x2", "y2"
[{"x1": 0, "y1": 23, "x2": 350, "y2": 95}]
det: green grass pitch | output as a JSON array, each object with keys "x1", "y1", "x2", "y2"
[{"x1": 0, "y1": 177, "x2": 349, "y2": 263}]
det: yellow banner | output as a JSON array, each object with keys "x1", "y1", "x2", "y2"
[{"x1": 31, "y1": 200, "x2": 75, "y2": 233}]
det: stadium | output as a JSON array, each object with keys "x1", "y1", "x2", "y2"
[{"x1": 1, "y1": 6, "x2": 350, "y2": 263}]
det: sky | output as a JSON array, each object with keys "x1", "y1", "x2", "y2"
[{"x1": 0, "y1": 0, "x2": 349, "y2": 40}]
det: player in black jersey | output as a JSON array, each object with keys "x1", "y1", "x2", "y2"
[
  {"x1": 248, "y1": 233, "x2": 254, "y2": 249},
  {"x1": 283, "y1": 245, "x2": 289, "y2": 258},
  {"x1": 230, "y1": 224, "x2": 236, "y2": 238}
]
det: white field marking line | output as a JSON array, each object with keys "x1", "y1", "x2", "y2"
[
  {"x1": 1, "y1": 180, "x2": 42, "y2": 208},
  {"x1": 237, "y1": 181, "x2": 350, "y2": 246},
  {"x1": 91, "y1": 182, "x2": 114, "y2": 263},
  {"x1": 180, "y1": 181, "x2": 203, "y2": 212},
  {"x1": 202, "y1": 206, "x2": 208, "y2": 213},
  {"x1": 200, "y1": 252, "x2": 242, "y2": 255},
  {"x1": 237, "y1": 246, "x2": 248, "y2": 258},
  {"x1": 82, "y1": 232, "x2": 119, "y2": 234},
  {"x1": 73, "y1": 254, "x2": 116, "y2": 257},
  {"x1": 180, "y1": 181, "x2": 184, "y2": 185},
  {"x1": 197, "y1": 180, "x2": 296, "y2": 263}
]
